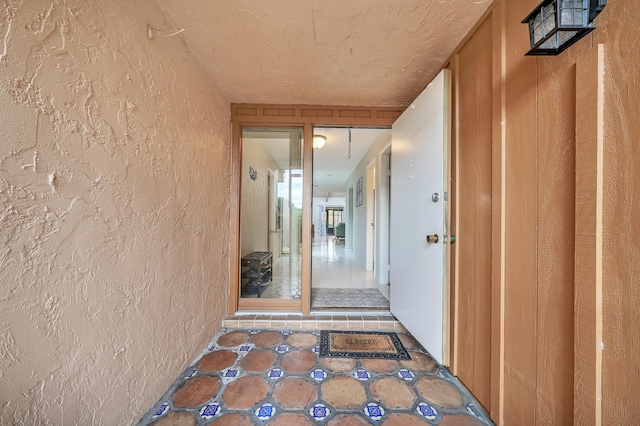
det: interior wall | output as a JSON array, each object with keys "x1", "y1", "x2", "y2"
[
  {"x1": 347, "y1": 187, "x2": 354, "y2": 250},
  {"x1": 0, "y1": 2, "x2": 230, "y2": 424},
  {"x1": 240, "y1": 141, "x2": 277, "y2": 255},
  {"x1": 346, "y1": 133, "x2": 391, "y2": 269},
  {"x1": 346, "y1": 165, "x2": 368, "y2": 267}
]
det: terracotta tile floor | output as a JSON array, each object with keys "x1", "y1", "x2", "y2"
[{"x1": 138, "y1": 326, "x2": 494, "y2": 425}]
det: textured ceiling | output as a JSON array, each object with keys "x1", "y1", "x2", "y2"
[{"x1": 152, "y1": 0, "x2": 494, "y2": 107}]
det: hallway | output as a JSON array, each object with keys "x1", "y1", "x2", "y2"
[
  {"x1": 311, "y1": 236, "x2": 378, "y2": 290},
  {"x1": 137, "y1": 324, "x2": 494, "y2": 425},
  {"x1": 259, "y1": 235, "x2": 389, "y2": 306},
  {"x1": 310, "y1": 235, "x2": 390, "y2": 310}
]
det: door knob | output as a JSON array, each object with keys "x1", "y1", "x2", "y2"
[{"x1": 426, "y1": 234, "x2": 439, "y2": 244}]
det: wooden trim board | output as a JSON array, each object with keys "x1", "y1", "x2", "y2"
[{"x1": 574, "y1": 44, "x2": 605, "y2": 426}]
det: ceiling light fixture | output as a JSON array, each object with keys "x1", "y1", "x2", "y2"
[{"x1": 313, "y1": 135, "x2": 326, "y2": 149}]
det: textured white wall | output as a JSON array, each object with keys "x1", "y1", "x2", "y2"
[{"x1": 0, "y1": 1, "x2": 230, "y2": 424}]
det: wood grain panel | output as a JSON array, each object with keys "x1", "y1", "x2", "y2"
[
  {"x1": 338, "y1": 109, "x2": 372, "y2": 118},
  {"x1": 263, "y1": 108, "x2": 295, "y2": 116},
  {"x1": 600, "y1": 3, "x2": 640, "y2": 418},
  {"x1": 377, "y1": 110, "x2": 401, "y2": 119},
  {"x1": 453, "y1": 15, "x2": 493, "y2": 411},
  {"x1": 450, "y1": 54, "x2": 459, "y2": 378},
  {"x1": 574, "y1": 45, "x2": 603, "y2": 426},
  {"x1": 490, "y1": 3, "x2": 506, "y2": 421},
  {"x1": 502, "y1": 0, "x2": 538, "y2": 422},
  {"x1": 232, "y1": 104, "x2": 402, "y2": 126},
  {"x1": 535, "y1": 48, "x2": 578, "y2": 426},
  {"x1": 236, "y1": 107, "x2": 258, "y2": 116},
  {"x1": 301, "y1": 109, "x2": 333, "y2": 117}
]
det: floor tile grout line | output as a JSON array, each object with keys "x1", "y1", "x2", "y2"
[{"x1": 137, "y1": 327, "x2": 496, "y2": 426}]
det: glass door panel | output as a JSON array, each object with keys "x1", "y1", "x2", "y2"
[
  {"x1": 240, "y1": 128, "x2": 303, "y2": 299},
  {"x1": 325, "y1": 208, "x2": 343, "y2": 235}
]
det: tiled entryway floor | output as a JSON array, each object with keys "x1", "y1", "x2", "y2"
[{"x1": 138, "y1": 323, "x2": 494, "y2": 425}]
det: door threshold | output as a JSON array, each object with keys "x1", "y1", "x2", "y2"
[
  {"x1": 223, "y1": 312, "x2": 405, "y2": 332},
  {"x1": 309, "y1": 309, "x2": 393, "y2": 316}
]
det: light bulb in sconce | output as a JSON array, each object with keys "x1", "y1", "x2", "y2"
[{"x1": 313, "y1": 135, "x2": 326, "y2": 149}]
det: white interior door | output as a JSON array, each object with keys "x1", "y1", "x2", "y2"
[{"x1": 390, "y1": 69, "x2": 449, "y2": 364}]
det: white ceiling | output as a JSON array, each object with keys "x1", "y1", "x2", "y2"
[
  {"x1": 152, "y1": 0, "x2": 494, "y2": 106},
  {"x1": 152, "y1": 0, "x2": 493, "y2": 198},
  {"x1": 312, "y1": 127, "x2": 390, "y2": 196}
]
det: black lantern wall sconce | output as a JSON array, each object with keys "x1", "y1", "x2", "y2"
[{"x1": 522, "y1": 0, "x2": 606, "y2": 56}]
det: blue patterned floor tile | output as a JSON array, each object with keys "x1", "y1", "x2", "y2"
[
  {"x1": 416, "y1": 402, "x2": 438, "y2": 421},
  {"x1": 255, "y1": 403, "x2": 276, "y2": 421},
  {"x1": 354, "y1": 369, "x2": 371, "y2": 381},
  {"x1": 222, "y1": 367, "x2": 242, "y2": 383},
  {"x1": 152, "y1": 402, "x2": 170, "y2": 418},
  {"x1": 275, "y1": 344, "x2": 290, "y2": 353},
  {"x1": 363, "y1": 402, "x2": 385, "y2": 421},
  {"x1": 397, "y1": 368, "x2": 415, "y2": 380},
  {"x1": 200, "y1": 403, "x2": 221, "y2": 420},
  {"x1": 309, "y1": 403, "x2": 330, "y2": 421},
  {"x1": 268, "y1": 368, "x2": 284, "y2": 380},
  {"x1": 310, "y1": 369, "x2": 327, "y2": 381},
  {"x1": 137, "y1": 328, "x2": 496, "y2": 426}
]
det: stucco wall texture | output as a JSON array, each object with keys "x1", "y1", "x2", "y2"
[{"x1": 0, "y1": 1, "x2": 230, "y2": 424}]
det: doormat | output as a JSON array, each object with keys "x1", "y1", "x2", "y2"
[
  {"x1": 311, "y1": 288, "x2": 390, "y2": 310},
  {"x1": 319, "y1": 330, "x2": 411, "y2": 360}
]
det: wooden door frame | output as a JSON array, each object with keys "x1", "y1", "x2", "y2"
[{"x1": 230, "y1": 105, "x2": 402, "y2": 315}]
